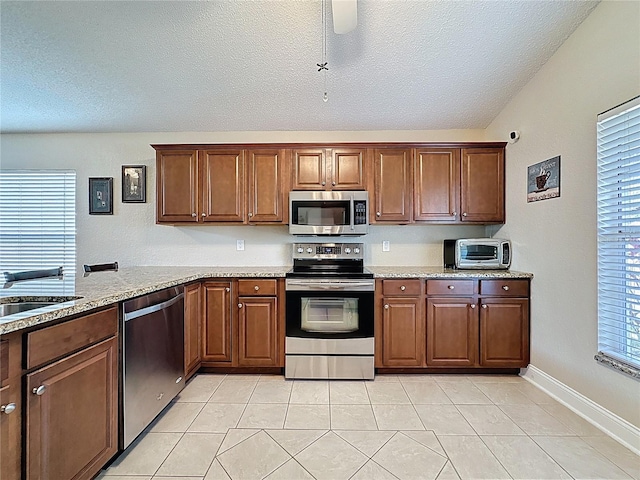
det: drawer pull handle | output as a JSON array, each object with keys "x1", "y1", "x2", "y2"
[
  {"x1": 33, "y1": 385, "x2": 46, "y2": 396},
  {"x1": 400, "y1": 285, "x2": 406, "y2": 291},
  {"x1": 482, "y1": 304, "x2": 487, "y2": 309},
  {"x1": 384, "y1": 304, "x2": 389, "y2": 310},
  {"x1": 254, "y1": 285, "x2": 260, "y2": 291},
  {"x1": 470, "y1": 304, "x2": 476, "y2": 309},
  {"x1": 502, "y1": 285, "x2": 510, "y2": 291},
  {"x1": 448, "y1": 285, "x2": 455, "y2": 290},
  {"x1": 1, "y1": 403, "x2": 16, "y2": 414}
]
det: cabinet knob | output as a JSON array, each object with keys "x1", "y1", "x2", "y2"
[
  {"x1": 322, "y1": 181, "x2": 326, "y2": 186},
  {"x1": 400, "y1": 285, "x2": 406, "y2": 291},
  {"x1": 470, "y1": 304, "x2": 476, "y2": 309},
  {"x1": 502, "y1": 285, "x2": 510, "y2": 291},
  {"x1": 384, "y1": 304, "x2": 389, "y2": 309},
  {"x1": 248, "y1": 212, "x2": 253, "y2": 217},
  {"x1": 332, "y1": 181, "x2": 336, "y2": 186},
  {"x1": 238, "y1": 303, "x2": 243, "y2": 308},
  {"x1": 33, "y1": 385, "x2": 46, "y2": 396},
  {"x1": 225, "y1": 287, "x2": 230, "y2": 292},
  {"x1": 202, "y1": 213, "x2": 206, "y2": 217},
  {"x1": 254, "y1": 285, "x2": 259, "y2": 291},
  {"x1": 448, "y1": 285, "x2": 455, "y2": 290},
  {"x1": 452, "y1": 211, "x2": 457, "y2": 216},
  {"x1": 376, "y1": 212, "x2": 381, "y2": 217},
  {"x1": 1, "y1": 403, "x2": 16, "y2": 414},
  {"x1": 462, "y1": 212, "x2": 468, "y2": 217},
  {"x1": 482, "y1": 304, "x2": 487, "y2": 309},
  {"x1": 191, "y1": 213, "x2": 197, "y2": 217}
]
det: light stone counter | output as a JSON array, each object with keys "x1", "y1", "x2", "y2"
[
  {"x1": 0, "y1": 266, "x2": 291, "y2": 335},
  {"x1": 0, "y1": 265, "x2": 532, "y2": 335},
  {"x1": 369, "y1": 266, "x2": 533, "y2": 279}
]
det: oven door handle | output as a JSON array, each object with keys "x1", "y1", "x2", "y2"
[{"x1": 286, "y1": 281, "x2": 375, "y2": 291}]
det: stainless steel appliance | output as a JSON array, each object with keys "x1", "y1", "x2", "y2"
[
  {"x1": 289, "y1": 191, "x2": 368, "y2": 236},
  {"x1": 444, "y1": 238, "x2": 511, "y2": 269},
  {"x1": 285, "y1": 242, "x2": 375, "y2": 379},
  {"x1": 122, "y1": 286, "x2": 185, "y2": 448}
]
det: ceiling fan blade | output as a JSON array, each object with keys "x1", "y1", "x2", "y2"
[{"x1": 332, "y1": 0, "x2": 357, "y2": 34}]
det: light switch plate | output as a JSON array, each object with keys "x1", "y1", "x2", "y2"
[
  {"x1": 236, "y1": 240, "x2": 245, "y2": 251},
  {"x1": 382, "y1": 240, "x2": 390, "y2": 252}
]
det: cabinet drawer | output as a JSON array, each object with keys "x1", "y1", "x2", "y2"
[
  {"x1": 26, "y1": 306, "x2": 118, "y2": 369},
  {"x1": 427, "y1": 279, "x2": 475, "y2": 296},
  {"x1": 479, "y1": 279, "x2": 529, "y2": 297},
  {"x1": 238, "y1": 279, "x2": 278, "y2": 296},
  {"x1": 382, "y1": 279, "x2": 422, "y2": 296}
]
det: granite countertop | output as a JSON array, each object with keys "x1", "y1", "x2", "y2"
[{"x1": 0, "y1": 265, "x2": 532, "y2": 335}]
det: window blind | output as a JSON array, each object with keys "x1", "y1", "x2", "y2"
[
  {"x1": 597, "y1": 96, "x2": 640, "y2": 375},
  {"x1": 0, "y1": 170, "x2": 76, "y2": 295}
]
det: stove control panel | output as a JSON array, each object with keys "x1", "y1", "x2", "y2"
[{"x1": 292, "y1": 243, "x2": 365, "y2": 260}]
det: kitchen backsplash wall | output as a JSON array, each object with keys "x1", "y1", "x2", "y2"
[{"x1": 0, "y1": 129, "x2": 488, "y2": 271}]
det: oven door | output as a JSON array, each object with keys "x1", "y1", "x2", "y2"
[{"x1": 285, "y1": 280, "x2": 374, "y2": 339}]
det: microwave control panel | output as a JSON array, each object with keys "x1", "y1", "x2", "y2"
[{"x1": 354, "y1": 201, "x2": 367, "y2": 225}]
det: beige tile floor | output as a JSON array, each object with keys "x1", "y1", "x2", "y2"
[{"x1": 97, "y1": 374, "x2": 639, "y2": 480}]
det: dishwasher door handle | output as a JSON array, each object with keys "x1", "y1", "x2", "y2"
[{"x1": 124, "y1": 293, "x2": 184, "y2": 322}]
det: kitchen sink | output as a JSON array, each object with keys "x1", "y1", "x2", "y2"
[{"x1": 0, "y1": 302, "x2": 58, "y2": 317}]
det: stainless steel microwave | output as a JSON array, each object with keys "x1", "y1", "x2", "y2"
[
  {"x1": 444, "y1": 238, "x2": 511, "y2": 269},
  {"x1": 289, "y1": 191, "x2": 368, "y2": 236}
]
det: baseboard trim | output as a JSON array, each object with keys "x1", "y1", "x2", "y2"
[{"x1": 522, "y1": 365, "x2": 640, "y2": 455}]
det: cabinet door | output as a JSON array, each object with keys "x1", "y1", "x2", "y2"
[
  {"x1": 291, "y1": 149, "x2": 326, "y2": 190},
  {"x1": 184, "y1": 283, "x2": 202, "y2": 380},
  {"x1": 237, "y1": 297, "x2": 278, "y2": 366},
  {"x1": 202, "y1": 282, "x2": 233, "y2": 363},
  {"x1": 479, "y1": 298, "x2": 529, "y2": 367},
  {"x1": 331, "y1": 148, "x2": 366, "y2": 190},
  {"x1": 461, "y1": 148, "x2": 505, "y2": 223},
  {"x1": 201, "y1": 149, "x2": 245, "y2": 222},
  {"x1": 1, "y1": 383, "x2": 21, "y2": 480},
  {"x1": 373, "y1": 149, "x2": 412, "y2": 223},
  {"x1": 26, "y1": 337, "x2": 118, "y2": 480},
  {"x1": 381, "y1": 297, "x2": 423, "y2": 366},
  {"x1": 414, "y1": 148, "x2": 460, "y2": 222},
  {"x1": 156, "y1": 149, "x2": 199, "y2": 222},
  {"x1": 426, "y1": 298, "x2": 477, "y2": 366},
  {"x1": 247, "y1": 149, "x2": 285, "y2": 223}
]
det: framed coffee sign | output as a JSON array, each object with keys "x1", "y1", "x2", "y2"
[{"x1": 527, "y1": 156, "x2": 560, "y2": 202}]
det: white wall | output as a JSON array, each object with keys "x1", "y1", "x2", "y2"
[
  {"x1": 485, "y1": 1, "x2": 640, "y2": 427},
  {"x1": 0, "y1": 129, "x2": 486, "y2": 270}
]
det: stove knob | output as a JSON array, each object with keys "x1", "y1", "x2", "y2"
[
  {"x1": 353, "y1": 247, "x2": 360, "y2": 254},
  {"x1": 306, "y1": 248, "x2": 313, "y2": 254},
  {"x1": 297, "y1": 247, "x2": 304, "y2": 254},
  {"x1": 344, "y1": 247, "x2": 351, "y2": 254}
]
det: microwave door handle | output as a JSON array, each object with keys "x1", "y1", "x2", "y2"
[{"x1": 350, "y1": 195, "x2": 355, "y2": 231}]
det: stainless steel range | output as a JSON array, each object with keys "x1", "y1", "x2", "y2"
[{"x1": 285, "y1": 242, "x2": 375, "y2": 380}]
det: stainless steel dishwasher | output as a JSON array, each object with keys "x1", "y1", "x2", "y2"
[{"x1": 122, "y1": 285, "x2": 185, "y2": 448}]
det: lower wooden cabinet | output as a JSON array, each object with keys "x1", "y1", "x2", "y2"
[
  {"x1": 237, "y1": 296, "x2": 278, "y2": 366},
  {"x1": 0, "y1": 332, "x2": 21, "y2": 480},
  {"x1": 426, "y1": 297, "x2": 477, "y2": 366},
  {"x1": 202, "y1": 281, "x2": 233, "y2": 364},
  {"x1": 479, "y1": 297, "x2": 529, "y2": 367},
  {"x1": 381, "y1": 297, "x2": 423, "y2": 367},
  {"x1": 26, "y1": 335, "x2": 118, "y2": 480},
  {"x1": 184, "y1": 282, "x2": 203, "y2": 379}
]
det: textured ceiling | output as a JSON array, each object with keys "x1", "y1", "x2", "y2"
[{"x1": 0, "y1": 0, "x2": 599, "y2": 134}]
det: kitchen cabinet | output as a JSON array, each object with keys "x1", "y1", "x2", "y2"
[
  {"x1": 378, "y1": 279, "x2": 423, "y2": 367},
  {"x1": 1, "y1": 333, "x2": 21, "y2": 480},
  {"x1": 372, "y1": 148, "x2": 413, "y2": 223},
  {"x1": 414, "y1": 147, "x2": 505, "y2": 224},
  {"x1": 202, "y1": 281, "x2": 233, "y2": 364},
  {"x1": 291, "y1": 147, "x2": 366, "y2": 190},
  {"x1": 25, "y1": 307, "x2": 118, "y2": 480},
  {"x1": 184, "y1": 282, "x2": 202, "y2": 380},
  {"x1": 478, "y1": 280, "x2": 530, "y2": 367},
  {"x1": 155, "y1": 146, "x2": 286, "y2": 224}
]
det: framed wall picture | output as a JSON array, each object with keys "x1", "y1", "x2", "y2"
[
  {"x1": 89, "y1": 177, "x2": 113, "y2": 214},
  {"x1": 527, "y1": 156, "x2": 561, "y2": 202},
  {"x1": 122, "y1": 165, "x2": 146, "y2": 203}
]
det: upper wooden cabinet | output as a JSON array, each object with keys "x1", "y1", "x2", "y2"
[
  {"x1": 372, "y1": 148, "x2": 413, "y2": 223},
  {"x1": 155, "y1": 146, "x2": 286, "y2": 224},
  {"x1": 291, "y1": 147, "x2": 366, "y2": 190},
  {"x1": 414, "y1": 147, "x2": 504, "y2": 224}
]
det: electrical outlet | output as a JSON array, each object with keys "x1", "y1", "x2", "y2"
[
  {"x1": 236, "y1": 240, "x2": 245, "y2": 251},
  {"x1": 382, "y1": 240, "x2": 390, "y2": 252}
]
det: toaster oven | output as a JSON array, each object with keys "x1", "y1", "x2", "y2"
[{"x1": 444, "y1": 238, "x2": 511, "y2": 269}]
